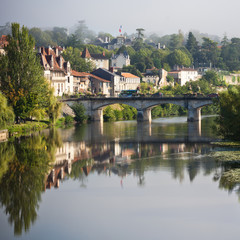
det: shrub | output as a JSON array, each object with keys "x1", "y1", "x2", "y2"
[
  {"x1": 64, "y1": 115, "x2": 74, "y2": 125},
  {"x1": 71, "y1": 103, "x2": 87, "y2": 123}
]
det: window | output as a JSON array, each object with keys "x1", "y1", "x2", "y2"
[{"x1": 68, "y1": 77, "x2": 70, "y2": 83}]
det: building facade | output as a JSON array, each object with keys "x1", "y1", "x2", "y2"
[
  {"x1": 38, "y1": 47, "x2": 73, "y2": 96},
  {"x1": 111, "y1": 52, "x2": 130, "y2": 69},
  {"x1": 81, "y1": 48, "x2": 109, "y2": 69}
]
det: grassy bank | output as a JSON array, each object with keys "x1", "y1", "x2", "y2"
[{"x1": 7, "y1": 121, "x2": 49, "y2": 136}]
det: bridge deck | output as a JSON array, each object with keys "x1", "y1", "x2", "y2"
[{"x1": 61, "y1": 96, "x2": 214, "y2": 102}]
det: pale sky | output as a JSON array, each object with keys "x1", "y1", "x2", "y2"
[{"x1": 0, "y1": 0, "x2": 239, "y2": 38}]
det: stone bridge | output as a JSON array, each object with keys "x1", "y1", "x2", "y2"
[{"x1": 62, "y1": 97, "x2": 214, "y2": 122}]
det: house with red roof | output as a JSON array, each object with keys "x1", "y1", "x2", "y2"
[
  {"x1": 81, "y1": 47, "x2": 109, "y2": 70},
  {"x1": 71, "y1": 70, "x2": 91, "y2": 93},
  {"x1": 0, "y1": 35, "x2": 8, "y2": 55},
  {"x1": 37, "y1": 46, "x2": 73, "y2": 96},
  {"x1": 89, "y1": 74, "x2": 111, "y2": 96},
  {"x1": 120, "y1": 72, "x2": 140, "y2": 91}
]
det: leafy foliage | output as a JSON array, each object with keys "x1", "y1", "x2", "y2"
[
  {"x1": 62, "y1": 47, "x2": 94, "y2": 72},
  {"x1": 71, "y1": 103, "x2": 87, "y2": 123},
  {"x1": 0, "y1": 92, "x2": 15, "y2": 128},
  {"x1": 0, "y1": 23, "x2": 49, "y2": 122},
  {"x1": 216, "y1": 86, "x2": 240, "y2": 140}
]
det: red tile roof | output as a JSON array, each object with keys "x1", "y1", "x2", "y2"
[
  {"x1": 0, "y1": 35, "x2": 8, "y2": 48},
  {"x1": 121, "y1": 72, "x2": 139, "y2": 78},
  {"x1": 81, "y1": 48, "x2": 91, "y2": 58},
  {"x1": 72, "y1": 70, "x2": 91, "y2": 77}
]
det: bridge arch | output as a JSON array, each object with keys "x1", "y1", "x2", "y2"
[{"x1": 63, "y1": 97, "x2": 214, "y2": 122}]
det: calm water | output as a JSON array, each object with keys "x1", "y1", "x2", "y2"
[{"x1": 1, "y1": 116, "x2": 240, "y2": 240}]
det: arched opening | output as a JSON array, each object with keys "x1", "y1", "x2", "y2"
[
  {"x1": 151, "y1": 103, "x2": 188, "y2": 119},
  {"x1": 100, "y1": 103, "x2": 138, "y2": 122}
]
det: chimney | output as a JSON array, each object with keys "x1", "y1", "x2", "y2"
[
  {"x1": 157, "y1": 43, "x2": 161, "y2": 49},
  {"x1": 102, "y1": 51, "x2": 105, "y2": 56},
  {"x1": 55, "y1": 47, "x2": 59, "y2": 56},
  {"x1": 50, "y1": 55, "x2": 54, "y2": 68}
]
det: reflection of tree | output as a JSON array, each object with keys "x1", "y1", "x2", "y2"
[
  {"x1": 219, "y1": 168, "x2": 240, "y2": 200},
  {"x1": 187, "y1": 161, "x2": 200, "y2": 182},
  {"x1": 0, "y1": 131, "x2": 60, "y2": 235},
  {"x1": 0, "y1": 141, "x2": 15, "y2": 181}
]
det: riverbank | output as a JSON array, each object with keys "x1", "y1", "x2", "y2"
[{"x1": 6, "y1": 121, "x2": 49, "y2": 136}]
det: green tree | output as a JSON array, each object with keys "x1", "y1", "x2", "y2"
[
  {"x1": 0, "y1": 92, "x2": 15, "y2": 128},
  {"x1": 0, "y1": 23, "x2": 49, "y2": 122},
  {"x1": 198, "y1": 37, "x2": 220, "y2": 67},
  {"x1": 168, "y1": 31, "x2": 184, "y2": 50},
  {"x1": 216, "y1": 86, "x2": 240, "y2": 140},
  {"x1": 74, "y1": 20, "x2": 95, "y2": 44},
  {"x1": 167, "y1": 49, "x2": 192, "y2": 67},
  {"x1": 29, "y1": 27, "x2": 55, "y2": 47},
  {"x1": 62, "y1": 47, "x2": 94, "y2": 72},
  {"x1": 46, "y1": 88, "x2": 62, "y2": 124},
  {"x1": 103, "y1": 106, "x2": 116, "y2": 121},
  {"x1": 71, "y1": 103, "x2": 87, "y2": 123},
  {"x1": 186, "y1": 32, "x2": 199, "y2": 66}
]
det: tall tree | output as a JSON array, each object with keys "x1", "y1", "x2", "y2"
[
  {"x1": 186, "y1": 32, "x2": 199, "y2": 66},
  {"x1": 0, "y1": 23, "x2": 49, "y2": 122},
  {"x1": 198, "y1": 37, "x2": 220, "y2": 67},
  {"x1": 217, "y1": 86, "x2": 240, "y2": 140},
  {"x1": 136, "y1": 28, "x2": 145, "y2": 40}
]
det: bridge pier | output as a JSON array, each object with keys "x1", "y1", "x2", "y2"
[
  {"x1": 187, "y1": 107, "x2": 201, "y2": 122},
  {"x1": 137, "y1": 109, "x2": 152, "y2": 122},
  {"x1": 92, "y1": 108, "x2": 103, "y2": 122}
]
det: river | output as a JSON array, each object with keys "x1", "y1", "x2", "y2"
[{"x1": 0, "y1": 116, "x2": 240, "y2": 240}]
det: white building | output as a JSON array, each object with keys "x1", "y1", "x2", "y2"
[
  {"x1": 111, "y1": 52, "x2": 130, "y2": 69},
  {"x1": 120, "y1": 72, "x2": 141, "y2": 90},
  {"x1": 81, "y1": 48, "x2": 109, "y2": 70},
  {"x1": 168, "y1": 68, "x2": 200, "y2": 86},
  {"x1": 38, "y1": 47, "x2": 73, "y2": 96}
]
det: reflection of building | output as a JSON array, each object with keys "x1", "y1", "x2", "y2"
[{"x1": 45, "y1": 136, "x2": 212, "y2": 190}]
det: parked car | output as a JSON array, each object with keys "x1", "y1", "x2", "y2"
[{"x1": 207, "y1": 93, "x2": 219, "y2": 98}]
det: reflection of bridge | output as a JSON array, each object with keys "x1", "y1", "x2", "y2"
[{"x1": 63, "y1": 97, "x2": 213, "y2": 122}]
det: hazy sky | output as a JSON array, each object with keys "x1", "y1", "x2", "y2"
[{"x1": 0, "y1": 0, "x2": 239, "y2": 38}]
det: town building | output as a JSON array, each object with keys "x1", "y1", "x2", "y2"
[
  {"x1": 142, "y1": 68, "x2": 168, "y2": 88},
  {"x1": 71, "y1": 70, "x2": 90, "y2": 93},
  {"x1": 81, "y1": 48, "x2": 109, "y2": 69},
  {"x1": 0, "y1": 35, "x2": 8, "y2": 55},
  {"x1": 38, "y1": 47, "x2": 73, "y2": 96},
  {"x1": 168, "y1": 68, "x2": 200, "y2": 86},
  {"x1": 120, "y1": 72, "x2": 140, "y2": 91},
  {"x1": 91, "y1": 68, "x2": 121, "y2": 96},
  {"x1": 90, "y1": 74, "x2": 111, "y2": 96},
  {"x1": 111, "y1": 52, "x2": 130, "y2": 70}
]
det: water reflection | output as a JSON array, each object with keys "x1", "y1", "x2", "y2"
[
  {"x1": 0, "y1": 129, "x2": 62, "y2": 235},
  {"x1": 1, "y1": 117, "x2": 240, "y2": 237}
]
